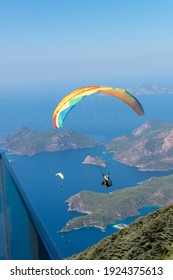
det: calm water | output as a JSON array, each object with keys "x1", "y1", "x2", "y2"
[
  {"x1": 10, "y1": 147, "x2": 172, "y2": 258},
  {"x1": 1, "y1": 89, "x2": 173, "y2": 258}
]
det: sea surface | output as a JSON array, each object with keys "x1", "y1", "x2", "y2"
[{"x1": 1, "y1": 88, "x2": 173, "y2": 258}]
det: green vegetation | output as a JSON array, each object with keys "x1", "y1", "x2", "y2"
[
  {"x1": 61, "y1": 174, "x2": 173, "y2": 232},
  {"x1": 68, "y1": 204, "x2": 173, "y2": 260},
  {"x1": 0, "y1": 127, "x2": 98, "y2": 155}
]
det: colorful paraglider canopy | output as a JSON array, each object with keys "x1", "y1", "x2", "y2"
[
  {"x1": 52, "y1": 85, "x2": 144, "y2": 128},
  {"x1": 55, "y1": 172, "x2": 64, "y2": 179}
]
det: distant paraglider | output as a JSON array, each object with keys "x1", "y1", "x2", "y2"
[
  {"x1": 52, "y1": 85, "x2": 144, "y2": 128},
  {"x1": 55, "y1": 172, "x2": 64, "y2": 179},
  {"x1": 55, "y1": 172, "x2": 64, "y2": 188}
]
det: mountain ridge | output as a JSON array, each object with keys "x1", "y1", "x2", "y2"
[
  {"x1": 106, "y1": 119, "x2": 173, "y2": 171},
  {"x1": 68, "y1": 204, "x2": 173, "y2": 260},
  {"x1": 0, "y1": 126, "x2": 99, "y2": 156}
]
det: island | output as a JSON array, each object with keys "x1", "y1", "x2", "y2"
[
  {"x1": 106, "y1": 119, "x2": 173, "y2": 171},
  {"x1": 60, "y1": 173, "x2": 173, "y2": 232},
  {"x1": 0, "y1": 126, "x2": 99, "y2": 156},
  {"x1": 82, "y1": 155, "x2": 106, "y2": 167},
  {"x1": 2, "y1": 119, "x2": 173, "y2": 169}
]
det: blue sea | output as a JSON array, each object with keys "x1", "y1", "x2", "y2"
[{"x1": 1, "y1": 87, "x2": 173, "y2": 258}]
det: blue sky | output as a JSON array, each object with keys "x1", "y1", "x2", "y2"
[{"x1": 1, "y1": 0, "x2": 173, "y2": 89}]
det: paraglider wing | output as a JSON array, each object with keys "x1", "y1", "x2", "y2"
[
  {"x1": 55, "y1": 172, "x2": 64, "y2": 180},
  {"x1": 100, "y1": 87, "x2": 144, "y2": 117},
  {"x1": 52, "y1": 86, "x2": 144, "y2": 128},
  {"x1": 52, "y1": 86, "x2": 98, "y2": 128}
]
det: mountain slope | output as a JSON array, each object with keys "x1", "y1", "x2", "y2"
[
  {"x1": 0, "y1": 127, "x2": 98, "y2": 155},
  {"x1": 106, "y1": 119, "x2": 173, "y2": 171},
  {"x1": 68, "y1": 204, "x2": 173, "y2": 260}
]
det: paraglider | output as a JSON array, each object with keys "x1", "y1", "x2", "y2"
[
  {"x1": 55, "y1": 172, "x2": 64, "y2": 179},
  {"x1": 55, "y1": 172, "x2": 64, "y2": 188},
  {"x1": 52, "y1": 85, "x2": 144, "y2": 128},
  {"x1": 52, "y1": 85, "x2": 144, "y2": 191},
  {"x1": 101, "y1": 172, "x2": 112, "y2": 189}
]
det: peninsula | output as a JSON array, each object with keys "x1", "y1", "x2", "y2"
[
  {"x1": 60, "y1": 173, "x2": 173, "y2": 232},
  {"x1": 0, "y1": 127, "x2": 99, "y2": 156},
  {"x1": 106, "y1": 119, "x2": 173, "y2": 171}
]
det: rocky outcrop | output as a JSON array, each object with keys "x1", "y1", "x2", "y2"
[{"x1": 82, "y1": 155, "x2": 106, "y2": 167}]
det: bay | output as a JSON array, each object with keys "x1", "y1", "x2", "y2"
[
  {"x1": 10, "y1": 146, "x2": 173, "y2": 258},
  {"x1": 1, "y1": 90, "x2": 173, "y2": 258}
]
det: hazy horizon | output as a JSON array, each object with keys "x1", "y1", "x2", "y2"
[{"x1": 1, "y1": 0, "x2": 173, "y2": 94}]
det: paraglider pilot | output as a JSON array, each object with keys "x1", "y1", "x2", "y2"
[{"x1": 102, "y1": 173, "x2": 112, "y2": 188}]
